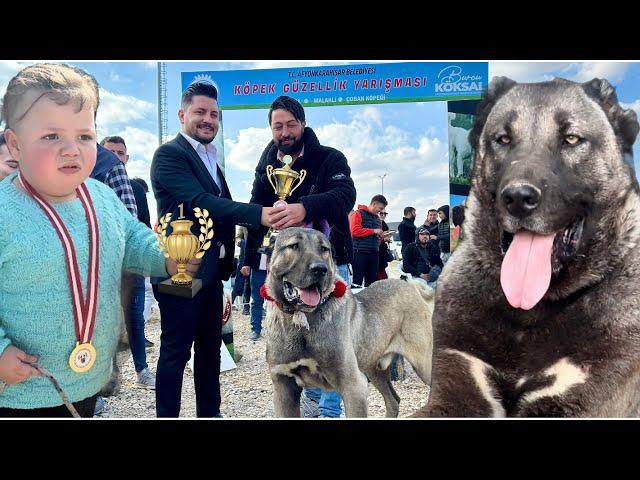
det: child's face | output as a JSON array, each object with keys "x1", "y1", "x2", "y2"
[
  {"x1": 5, "y1": 97, "x2": 96, "y2": 203},
  {"x1": 0, "y1": 144, "x2": 18, "y2": 181}
]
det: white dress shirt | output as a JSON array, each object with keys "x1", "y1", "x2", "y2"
[
  {"x1": 180, "y1": 132, "x2": 222, "y2": 192},
  {"x1": 180, "y1": 131, "x2": 225, "y2": 258}
]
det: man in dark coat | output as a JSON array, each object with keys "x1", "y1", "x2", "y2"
[
  {"x1": 398, "y1": 206, "x2": 416, "y2": 252},
  {"x1": 247, "y1": 95, "x2": 357, "y2": 418},
  {"x1": 150, "y1": 82, "x2": 274, "y2": 417}
]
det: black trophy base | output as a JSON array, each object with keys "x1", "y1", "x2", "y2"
[{"x1": 158, "y1": 278, "x2": 202, "y2": 298}]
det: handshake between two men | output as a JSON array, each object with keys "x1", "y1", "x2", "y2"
[{"x1": 173, "y1": 201, "x2": 300, "y2": 278}]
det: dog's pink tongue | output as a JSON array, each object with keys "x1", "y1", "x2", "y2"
[
  {"x1": 299, "y1": 287, "x2": 320, "y2": 306},
  {"x1": 500, "y1": 231, "x2": 555, "y2": 310}
]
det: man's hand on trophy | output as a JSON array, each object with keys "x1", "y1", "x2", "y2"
[
  {"x1": 166, "y1": 257, "x2": 202, "y2": 277},
  {"x1": 270, "y1": 203, "x2": 307, "y2": 230},
  {"x1": 261, "y1": 204, "x2": 285, "y2": 227}
]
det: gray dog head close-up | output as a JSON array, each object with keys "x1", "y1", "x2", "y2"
[
  {"x1": 265, "y1": 228, "x2": 337, "y2": 313},
  {"x1": 463, "y1": 76, "x2": 640, "y2": 309}
]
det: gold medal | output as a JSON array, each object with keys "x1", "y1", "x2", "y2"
[{"x1": 69, "y1": 342, "x2": 97, "y2": 373}]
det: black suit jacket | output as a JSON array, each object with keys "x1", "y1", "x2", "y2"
[{"x1": 151, "y1": 134, "x2": 262, "y2": 285}]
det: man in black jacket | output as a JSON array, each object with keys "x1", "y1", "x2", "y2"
[
  {"x1": 247, "y1": 95, "x2": 356, "y2": 418},
  {"x1": 150, "y1": 82, "x2": 275, "y2": 418},
  {"x1": 402, "y1": 226, "x2": 443, "y2": 286},
  {"x1": 398, "y1": 206, "x2": 416, "y2": 252}
]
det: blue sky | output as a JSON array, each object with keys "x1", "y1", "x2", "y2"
[{"x1": 2, "y1": 61, "x2": 639, "y2": 225}]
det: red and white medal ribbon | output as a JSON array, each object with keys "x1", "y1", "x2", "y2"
[{"x1": 19, "y1": 175, "x2": 100, "y2": 371}]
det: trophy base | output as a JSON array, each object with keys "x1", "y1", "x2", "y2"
[{"x1": 158, "y1": 278, "x2": 202, "y2": 298}]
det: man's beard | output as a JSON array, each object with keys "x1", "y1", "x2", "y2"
[
  {"x1": 191, "y1": 123, "x2": 216, "y2": 144},
  {"x1": 277, "y1": 136, "x2": 304, "y2": 155},
  {"x1": 193, "y1": 134, "x2": 214, "y2": 144}
]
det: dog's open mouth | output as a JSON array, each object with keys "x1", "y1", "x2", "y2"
[
  {"x1": 283, "y1": 280, "x2": 322, "y2": 307},
  {"x1": 499, "y1": 217, "x2": 585, "y2": 310}
]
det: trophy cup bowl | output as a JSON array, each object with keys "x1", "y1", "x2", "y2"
[
  {"x1": 261, "y1": 164, "x2": 307, "y2": 250},
  {"x1": 164, "y1": 220, "x2": 200, "y2": 285},
  {"x1": 157, "y1": 210, "x2": 214, "y2": 298}
]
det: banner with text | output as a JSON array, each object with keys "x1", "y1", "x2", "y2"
[{"x1": 181, "y1": 62, "x2": 488, "y2": 110}]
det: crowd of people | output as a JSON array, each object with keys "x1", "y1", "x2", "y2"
[{"x1": 0, "y1": 63, "x2": 455, "y2": 418}]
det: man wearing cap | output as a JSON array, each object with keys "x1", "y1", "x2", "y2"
[{"x1": 402, "y1": 226, "x2": 443, "y2": 287}]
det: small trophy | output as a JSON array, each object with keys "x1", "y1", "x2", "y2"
[
  {"x1": 261, "y1": 155, "x2": 307, "y2": 250},
  {"x1": 157, "y1": 207, "x2": 213, "y2": 298}
]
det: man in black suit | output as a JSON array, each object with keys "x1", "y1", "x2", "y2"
[{"x1": 150, "y1": 82, "x2": 274, "y2": 417}]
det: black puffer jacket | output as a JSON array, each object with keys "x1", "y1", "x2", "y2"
[
  {"x1": 437, "y1": 205, "x2": 450, "y2": 253},
  {"x1": 402, "y1": 237, "x2": 443, "y2": 277},
  {"x1": 245, "y1": 127, "x2": 356, "y2": 266}
]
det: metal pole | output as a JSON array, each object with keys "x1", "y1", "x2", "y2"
[
  {"x1": 378, "y1": 173, "x2": 388, "y2": 195},
  {"x1": 157, "y1": 62, "x2": 162, "y2": 147}
]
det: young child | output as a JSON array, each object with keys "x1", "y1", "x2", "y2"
[
  {"x1": 0, "y1": 63, "x2": 184, "y2": 417},
  {"x1": 0, "y1": 131, "x2": 19, "y2": 181}
]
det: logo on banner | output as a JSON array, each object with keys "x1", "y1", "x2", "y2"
[
  {"x1": 190, "y1": 74, "x2": 220, "y2": 99},
  {"x1": 435, "y1": 65, "x2": 483, "y2": 95}
]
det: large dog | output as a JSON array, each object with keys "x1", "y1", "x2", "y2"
[
  {"x1": 413, "y1": 77, "x2": 640, "y2": 417},
  {"x1": 265, "y1": 227, "x2": 434, "y2": 417}
]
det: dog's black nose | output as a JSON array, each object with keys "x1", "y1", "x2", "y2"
[
  {"x1": 309, "y1": 262, "x2": 328, "y2": 277},
  {"x1": 501, "y1": 184, "x2": 540, "y2": 217}
]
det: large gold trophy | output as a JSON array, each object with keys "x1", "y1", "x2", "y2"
[
  {"x1": 157, "y1": 206, "x2": 213, "y2": 298},
  {"x1": 262, "y1": 155, "x2": 307, "y2": 249}
]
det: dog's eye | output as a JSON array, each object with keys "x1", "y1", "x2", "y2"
[
  {"x1": 321, "y1": 246, "x2": 331, "y2": 253},
  {"x1": 496, "y1": 135, "x2": 511, "y2": 145},
  {"x1": 564, "y1": 134, "x2": 581, "y2": 145},
  {"x1": 286, "y1": 243, "x2": 298, "y2": 250}
]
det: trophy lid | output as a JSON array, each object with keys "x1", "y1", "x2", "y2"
[{"x1": 282, "y1": 155, "x2": 293, "y2": 167}]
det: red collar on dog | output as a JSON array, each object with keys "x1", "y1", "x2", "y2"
[{"x1": 259, "y1": 280, "x2": 347, "y2": 307}]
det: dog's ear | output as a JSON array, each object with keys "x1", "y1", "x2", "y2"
[
  {"x1": 468, "y1": 76, "x2": 518, "y2": 149},
  {"x1": 582, "y1": 78, "x2": 640, "y2": 152}
]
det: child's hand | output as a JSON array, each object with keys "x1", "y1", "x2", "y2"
[
  {"x1": 166, "y1": 257, "x2": 202, "y2": 277},
  {"x1": 0, "y1": 345, "x2": 41, "y2": 384}
]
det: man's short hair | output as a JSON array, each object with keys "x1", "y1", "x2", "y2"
[
  {"x1": 404, "y1": 206, "x2": 415, "y2": 216},
  {"x1": 100, "y1": 135, "x2": 126, "y2": 147},
  {"x1": 428, "y1": 209, "x2": 437, "y2": 214},
  {"x1": 452, "y1": 205, "x2": 465, "y2": 227},
  {"x1": 371, "y1": 194, "x2": 388, "y2": 206},
  {"x1": 181, "y1": 82, "x2": 218, "y2": 109},
  {"x1": 268, "y1": 95, "x2": 305, "y2": 125}
]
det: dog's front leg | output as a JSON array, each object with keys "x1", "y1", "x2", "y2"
[
  {"x1": 272, "y1": 374, "x2": 303, "y2": 418},
  {"x1": 337, "y1": 371, "x2": 369, "y2": 418}
]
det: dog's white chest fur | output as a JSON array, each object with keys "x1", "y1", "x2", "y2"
[
  {"x1": 446, "y1": 349, "x2": 589, "y2": 416},
  {"x1": 518, "y1": 357, "x2": 589, "y2": 404},
  {"x1": 270, "y1": 358, "x2": 332, "y2": 390}
]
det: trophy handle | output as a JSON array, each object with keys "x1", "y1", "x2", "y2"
[
  {"x1": 157, "y1": 212, "x2": 172, "y2": 257},
  {"x1": 289, "y1": 169, "x2": 306, "y2": 196},
  {"x1": 266, "y1": 165, "x2": 278, "y2": 195},
  {"x1": 194, "y1": 208, "x2": 214, "y2": 259}
]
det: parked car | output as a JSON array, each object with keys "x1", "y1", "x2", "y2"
[{"x1": 389, "y1": 231, "x2": 403, "y2": 260}]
